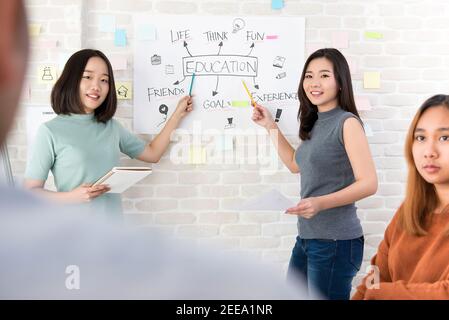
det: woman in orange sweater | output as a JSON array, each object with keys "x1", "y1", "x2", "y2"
[{"x1": 353, "y1": 94, "x2": 449, "y2": 300}]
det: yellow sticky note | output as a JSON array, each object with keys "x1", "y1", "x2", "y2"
[
  {"x1": 29, "y1": 24, "x2": 41, "y2": 37},
  {"x1": 364, "y1": 31, "x2": 383, "y2": 39},
  {"x1": 116, "y1": 82, "x2": 132, "y2": 100},
  {"x1": 363, "y1": 72, "x2": 380, "y2": 89},
  {"x1": 37, "y1": 65, "x2": 57, "y2": 84},
  {"x1": 189, "y1": 146, "x2": 207, "y2": 164}
]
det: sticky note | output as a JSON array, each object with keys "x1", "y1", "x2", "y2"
[
  {"x1": 332, "y1": 31, "x2": 349, "y2": 49},
  {"x1": 110, "y1": 55, "x2": 127, "y2": 70},
  {"x1": 364, "y1": 123, "x2": 374, "y2": 137},
  {"x1": 306, "y1": 43, "x2": 325, "y2": 56},
  {"x1": 136, "y1": 24, "x2": 157, "y2": 41},
  {"x1": 99, "y1": 15, "x2": 115, "y2": 32},
  {"x1": 363, "y1": 72, "x2": 381, "y2": 89},
  {"x1": 271, "y1": 0, "x2": 284, "y2": 9},
  {"x1": 189, "y1": 146, "x2": 207, "y2": 164},
  {"x1": 116, "y1": 82, "x2": 132, "y2": 100},
  {"x1": 39, "y1": 40, "x2": 58, "y2": 48},
  {"x1": 364, "y1": 31, "x2": 383, "y2": 39},
  {"x1": 57, "y1": 52, "x2": 72, "y2": 71},
  {"x1": 231, "y1": 101, "x2": 250, "y2": 107},
  {"x1": 115, "y1": 29, "x2": 127, "y2": 47},
  {"x1": 347, "y1": 58, "x2": 358, "y2": 74},
  {"x1": 37, "y1": 65, "x2": 58, "y2": 84},
  {"x1": 355, "y1": 96, "x2": 372, "y2": 110},
  {"x1": 29, "y1": 24, "x2": 41, "y2": 37}
]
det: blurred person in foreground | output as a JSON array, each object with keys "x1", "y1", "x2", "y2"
[{"x1": 0, "y1": 1, "x2": 309, "y2": 299}]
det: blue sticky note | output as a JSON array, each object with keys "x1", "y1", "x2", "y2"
[
  {"x1": 136, "y1": 24, "x2": 157, "y2": 41},
  {"x1": 99, "y1": 15, "x2": 115, "y2": 32},
  {"x1": 272, "y1": 0, "x2": 284, "y2": 9},
  {"x1": 114, "y1": 29, "x2": 127, "y2": 47}
]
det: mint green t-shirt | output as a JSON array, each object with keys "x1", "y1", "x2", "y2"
[{"x1": 25, "y1": 113, "x2": 146, "y2": 217}]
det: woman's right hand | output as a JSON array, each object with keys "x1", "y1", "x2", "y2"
[
  {"x1": 67, "y1": 183, "x2": 110, "y2": 203},
  {"x1": 251, "y1": 103, "x2": 276, "y2": 130}
]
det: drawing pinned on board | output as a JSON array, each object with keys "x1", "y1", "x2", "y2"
[
  {"x1": 157, "y1": 104, "x2": 168, "y2": 127},
  {"x1": 151, "y1": 54, "x2": 161, "y2": 65},
  {"x1": 224, "y1": 117, "x2": 235, "y2": 129},
  {"x1": 232, "y1": 18, "x2": 246, "y2": 33},
  {"x1": 276, "y1": 72, "x2": 286, "y2": 79},
  {"x1": 273, "y1": 56, "x2": 286, "y2": 68},
  {"x1": 116, "y1": 82, "x2": 133, "y2": 100},
  {"x1": 275, "y1": 109, "x2": 283, "y2": 122}
]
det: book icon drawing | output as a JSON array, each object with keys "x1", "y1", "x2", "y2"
[{"x1": 273, "y1": 56, "x2": 286, "y2": 68}]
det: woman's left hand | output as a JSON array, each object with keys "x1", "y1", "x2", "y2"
[
  {"x1": 285, "y1": 197, "x2": 323, "y2": 219},
  {"x1": 173, "y1": 95, "x2": 193, "y2": 120}
]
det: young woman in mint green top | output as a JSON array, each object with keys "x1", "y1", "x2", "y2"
[{"x1": 24, "y1": 49, "x2": 193, "y2": 217}]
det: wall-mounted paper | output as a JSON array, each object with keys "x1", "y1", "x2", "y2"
[
  {"x1": 110, "y1": 55, "x2": 128, "y2": 70},
  {"x1": 355, "y1": 96, "x2": 372, "y2": 110},
  {"x1": 29, "y1": 24, "x2": 41, "y2": 37},
  {"x1": 332, "y1": 31, "x2": 349, "y2": 49},
  {"x1": 99, "y1": 15, "x2": 116, "y2": 32},
  {"x1": 363, "y1": 72, "x2": 380, "y2": 89},
  {"x1": 189, "y1": 146, "x2": 207, "y2": 164},
  {"x1": 136, "y1": 24, "x2": 157, "y2": 41},
  {"x1": 364, "y1": 31, "x2": 383, "y2": 39},
  {"x1": 347, "y1": 58, "x2": 358, "y2": 74},
  {"x1": 306, "y1": 43, "x2": 325, "y2": 56},
  {"x1": 37, "y1": 65, "x2": 58, "y2": 84},
  {"x1": 271, "y1": 0, "x2": 284, "y2": 10},
  {"x1": 115, "y1": 29, "x2": 127, "y2": 47},
  {"x1": 364, "y1": 123, "x2": 374, "y2": 137},
  {"x1": 116, "y1": 82, "x2": 133, "y2": 100}
]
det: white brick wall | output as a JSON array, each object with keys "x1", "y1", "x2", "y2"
[{"x1": 12, "y1": 0, "x2": 449, "y2": 290}]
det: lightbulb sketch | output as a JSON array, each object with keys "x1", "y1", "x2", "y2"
[{"x1": 232, "y1": 18, "x2": 245, "y2": 33}]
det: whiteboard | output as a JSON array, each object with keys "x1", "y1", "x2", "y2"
[{"x1": 133, "y1": 15, "x2": 305, "y2": 134}]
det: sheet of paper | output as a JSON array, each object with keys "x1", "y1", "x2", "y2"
[
  {"x1": 115, "y1": 29, "x2": 127, "y2": 47},
  {"x1": 332, "y1": 31, "x2": 349, "y2": 49},
  {"x1": 237, "y1": 188, "x2": 296, "y2": 211},
  {"x1": 116, "y1": 82, "x2": 132, "y2": 100},
  {"x1": 136, "y1": 24, "x2": 157, "y2": 41},
  {"x1": 99, "y1": 15, "x2": 115, "y2": 32},
  {"x1": 355, "y1": 96, "x2": 372, "y2": 110},
  {"x1": 363, "y1": 72, "x2": 381, "y2": 89},
  {"x1": 110, "y1": 55, "x2": 128, "y2": 70},
  {"x1": 271, "y1": 0, "x2": 284, "y2": 10}
]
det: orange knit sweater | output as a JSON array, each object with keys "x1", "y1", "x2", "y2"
[{"x1": 352, "y1": 210, "x2": 449, "y2": 300}]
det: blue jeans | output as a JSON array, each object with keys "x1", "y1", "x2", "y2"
[{"x1": 287, "y1": 236, "x2": 364, "y2": 300}]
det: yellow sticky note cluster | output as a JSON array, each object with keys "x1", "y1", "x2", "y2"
[
  {"x1": 363, "y1": 72, "x2": 381, "y2": 89},
  {"x1": 116, "y1": 82, "x2": 132, "y2": 100},
  {"x1": 364, "y1": 31, "x2": 383, "y2": 39},
  {"x1": 37, "y1": 65, "x2": 57, "y2": 84},
  {"x1": 189, "y1": 146, "x2": 207, "y2": 164},
  {"x1": 29, "y1": 24, "x2": 41, "y2": 37}
]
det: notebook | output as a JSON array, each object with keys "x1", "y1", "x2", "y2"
[{"x1": 93, "y1": 167, "x2": 152, "y2": 193}]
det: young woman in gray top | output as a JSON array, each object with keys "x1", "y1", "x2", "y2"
[{"x1": 252, "y1": 48, "x2": 378, "y2": 300}]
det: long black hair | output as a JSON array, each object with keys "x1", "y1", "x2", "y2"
[
  {"x1": 298, "y1": 48, "x2": 359, "y2": 140},
  {"x1": 51, "y1": 49, "x2": 117, "y2": 123}
]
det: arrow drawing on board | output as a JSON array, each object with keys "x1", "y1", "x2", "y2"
[
  {"x1": 252, "y1": 77, "x2": 259, "y2": 90},
  {"x1": 173, "y1": 76, "x2": 186, "y2": 85},
  {"x1": 217, "y1": 41, "x2": 223, "y2": 55},
  {"x1": 246, "y1": 43, "x2": 255, "y2": 56},
  {"x1": 212, "y1": 76, "x2": 219, "y2": 96},
  {"x1": 184, "y1": 41, "x2": 193, "y2": 57}
]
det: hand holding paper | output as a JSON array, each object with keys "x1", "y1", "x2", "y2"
[{"x1": 285, "y1": 197, "x2": 322, "y2": 219}]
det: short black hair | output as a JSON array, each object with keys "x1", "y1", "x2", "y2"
[{"x1": 51, "y1": 49, "x2": 117, "y2": 123}]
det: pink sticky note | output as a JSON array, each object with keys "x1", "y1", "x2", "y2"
[
  {"x1": 355, "y1": 96, "x2": 372, "y2": 111},
  {"x1": 347, "y1": 58, "x2": 358, "y2": 74},
  {"x1": 266, "y1": 35, "x2": 279, "y2": 40},
  {"x1": 110, "y1": 55, "x2": 127, "y2": 70},
  {"x1": 331, "y1": 31, "x2": 349, "y2": 49},
  {"x1": 306, "y1": 43, "x2": 325, "y2": 56},
  {"x1": 39, "y1": 40, "x2": 58, "y2": 48}
]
